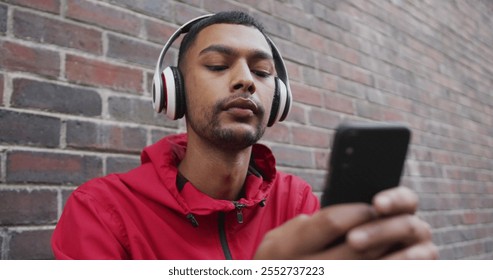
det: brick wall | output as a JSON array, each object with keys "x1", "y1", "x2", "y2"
[{"x1": 0, "y1": 0, "x2": 492, "y2": 259}]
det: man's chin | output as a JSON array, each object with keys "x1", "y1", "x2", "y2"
[{"x1": 211, "y1": 125, "x2": 264, "y2": 150}]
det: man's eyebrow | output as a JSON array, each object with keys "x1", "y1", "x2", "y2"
[{"x1": 199, "y1": 44, "x2": 273, "y2": 60}]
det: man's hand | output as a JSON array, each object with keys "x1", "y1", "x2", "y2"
[{"x1": 254, "y1": 187, "x2": 438, "y2": 260}]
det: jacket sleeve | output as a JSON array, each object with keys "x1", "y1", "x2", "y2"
[
  {"x1": 295, "y1": 182, "x2": 321, "y2": 215},
  {"x1": 51, "y1": 188, "x2": 128, "y2": 260}
]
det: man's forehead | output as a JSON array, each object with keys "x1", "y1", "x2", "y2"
[{"x1": 193, "y1": 23, "x2": 272, "y2": 53}]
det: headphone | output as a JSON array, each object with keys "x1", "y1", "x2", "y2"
[{"x1": 152, "y1": 14, "x2": 292, "y2": 127}]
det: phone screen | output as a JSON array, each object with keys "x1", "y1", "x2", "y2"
[{"x1": 321, "y1": 122, "x2": 411, "y2": 207}]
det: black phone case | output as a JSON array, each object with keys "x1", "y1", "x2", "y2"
[{"x1": 321, "y1": 122, "x2": 411, "y2": 207}]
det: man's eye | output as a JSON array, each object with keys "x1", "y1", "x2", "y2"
[
  {"x1": 206, "y1": 65, "x2": 227, "y2": 71},
  {"x1": 253, "y1": 70, "x2": 271, "y2": 78}
]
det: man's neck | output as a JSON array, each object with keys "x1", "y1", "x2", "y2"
[{"x1": 178, "y1": 134, "x2": 252, "y2": 201}]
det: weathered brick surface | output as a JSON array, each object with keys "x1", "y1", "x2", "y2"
[
  {"x1": 66, "y1": 120, "x2": 147, "y2": 153},
  {"x1": 0, "y1": 0, "x2": 492, "y2": 260},
  {"x1": 13, "y1": 9, "x2": 102, "y2": 54},
  {"x1": 11, "y1": 78, "x2": 102, "y2": 116},
  {"x1": 0, "y1": 74, "x2": 4, "y2": 106},
  {"x1": 106, "y1": 156, "x2": 141, "y2": 175},
  {"x1": 8, "y1": 229, "x2": 54, "y2": 259},
  {"x1": 2, "y1": 0, "x2": 60, "y2": 14},
  {"x1": 0, "y1": 41, "x2": 60, "y2": 78},
  {"x1": 108, "y1": 96, "x2": 177, "y2": 128},
  {"x1": 66, "y1": 0, "x2": 142, "y2": 36},
  {"x1": 65, "y1": 54, "x2": 143, "y2": 93},
  {"x1": 6, "y1": 150, "x2": 102, "y2": 185},
  {"x1": 107, "y1": 34, "x2": 161, "y2": 68},
  {"x1": 0, "y1": 4, "x2": 6, "y2": 34},
  {"x1": 0, "y1": 110, "x2": 61, "y2": 148},
  {"x1": 0, "y1": 189, "x2": 58, "y2": 225}
]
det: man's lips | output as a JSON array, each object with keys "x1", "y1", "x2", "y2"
[{"x1": 223, "y1": 97, "x2": 259, "y2": 114}]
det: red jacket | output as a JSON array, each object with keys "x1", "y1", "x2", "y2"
[{"x1": 51, "y1": 134, "x2": 320, "y2": 259}]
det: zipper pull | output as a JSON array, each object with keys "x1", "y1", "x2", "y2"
[
  {"x1": 259, "y1": 198, "x2": 267, "y2": 207},
  {"x1": 186, "y1": 213, "x2": 199, "y2": 227},
  {"x1": 233, "y1": 202, "x2": 246, "y2": 224}
]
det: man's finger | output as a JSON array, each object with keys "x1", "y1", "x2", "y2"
[
  {"x1": 373, "y1": 186, "x2": 418, "y2": 216},
  {"x1": 254, "y1": 203, "x2": 376, "y2": 259}
]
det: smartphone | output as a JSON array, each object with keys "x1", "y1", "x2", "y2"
[{"x1": 321, "y1": 122, "x2": 411, "y2": 207}]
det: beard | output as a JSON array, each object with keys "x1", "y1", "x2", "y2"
[{"x1": 186, "y1": 94, "x2": 267, "y2": 151}]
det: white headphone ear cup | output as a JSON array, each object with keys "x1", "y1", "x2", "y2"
[
  {"x1": 162, "y1": 67, "x2": 177, "y2": 120},
  {"x1": 170, "y1": 66, "x2": 186, "y2": 120},
  {"x1": 152, "y1": 72, "x2": 165, "y2": 113},
  {"x1": 161, "y1": 66, "x2": 187, "y2": 120},
  {"x1": 267, "y1": 77, "x2": 288, "y2": 127},
  {"x1": 278, "y1": 79, "x2": 291, "y2": 122}
]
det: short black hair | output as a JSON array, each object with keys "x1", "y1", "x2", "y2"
[{"x1": 177, "y1": 11, "x2": 268, "y2": 69}]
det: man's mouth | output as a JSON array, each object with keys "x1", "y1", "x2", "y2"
[{"x1": 223, "y1": 97, "x2": 260, "y2": 115}]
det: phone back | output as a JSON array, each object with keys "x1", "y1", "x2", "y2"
[{"x1": 321, "y1": 122, "x2": 411, "y2": 206}]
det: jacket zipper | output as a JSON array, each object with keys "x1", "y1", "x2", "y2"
[
  {"x1": 218, "y1": 212, "x2": 233, "y2": 260},
  {"x1": 217, "y1": 202, "x2": 247, "y2": 260},
  {"x1": 233, "y1": 201, "x2": 246, "y2": 224}
]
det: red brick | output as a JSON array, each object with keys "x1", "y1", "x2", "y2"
[
  {"x1": 0, "y1": 41, "x2": 60, "y2": 78},
  {"x1": 65, "y1": 54, "x2": 143, "y2": 93},
  {"x1": 13, "y1": 10, "x2": 102, "y2": 54},
  {"x1": 66, "y1": 0, "x2": 141, "y2": 36},
  {"x1": 292, "y1": 126, "x2": 330, "y2": 148},
  {"x1": 3, "y1": 0, "x2": 60, "y2": 14},
  {"x1": 290, "y1": 82, "x2": 323, "y2": 107},
  {"x1": 6, "y1": 150, "x2": 102, "y2": 185},
  {"x1": 0, "y1": 189, "x2": 57, "y2": 225}
]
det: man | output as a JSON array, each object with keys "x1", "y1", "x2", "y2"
[{"x1": 51, "y1": 11, "x2": 437, "y2": 260}]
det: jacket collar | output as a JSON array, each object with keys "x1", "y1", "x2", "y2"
[{"x1": 140, "y1": 133, "x2": 277, "y2": 215}]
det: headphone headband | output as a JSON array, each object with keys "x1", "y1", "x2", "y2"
[
  {"x1": 152, "y1": 13, "x2": 292, "y2": 125},
  {"x1": 154, "y1": 14, "x2": 213, "y2": 77}
]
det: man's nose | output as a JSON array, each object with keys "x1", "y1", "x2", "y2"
[{"x1": 230, "y1": 63, "x2": 256, "y2": 94}]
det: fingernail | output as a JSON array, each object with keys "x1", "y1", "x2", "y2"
[
  {"x1": 376, "y1": 196, "x2": 391, "y2": 212},
  {"x1": 348, "y1": 230, "x2": 368, "y2": 247},
  {"x1": 406, "y1": 246, "x2": 425, "y2": 259}
]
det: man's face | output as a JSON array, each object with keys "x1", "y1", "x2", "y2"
[{"x1": 181, "y1": 23, "x2": 276, "y2": 150}]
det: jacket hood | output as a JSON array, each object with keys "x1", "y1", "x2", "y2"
[{"x1": 137, "y1": 133, "x2": 277, "y2": 219}]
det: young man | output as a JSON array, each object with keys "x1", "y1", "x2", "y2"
[{"x1": 51, "y1": 11, "x2": 437, "y2": 260}]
